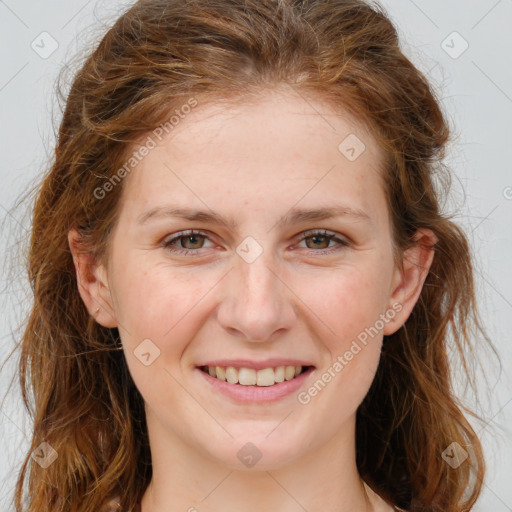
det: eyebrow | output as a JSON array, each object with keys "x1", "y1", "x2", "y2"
[{"x1": 137, "y1": 205, "x2": 372, "y2": 230}]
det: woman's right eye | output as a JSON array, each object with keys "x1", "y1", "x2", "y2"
[{"x1": 162, "y1": 230, "x2": 213, "y2": 255}]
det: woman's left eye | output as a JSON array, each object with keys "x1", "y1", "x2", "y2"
[
  {"x1": 161, "y1": 229, "x2": 349, "y2": 256},
  {"x1": 297, "y1": 229, "x2": 350, "y2": 253}
]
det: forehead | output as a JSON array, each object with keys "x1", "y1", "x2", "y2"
[
  {"x1": 156, "y1": 89, "x2": 381, "y2": 163},
  {"x1": 117, "y1": 89, "x2": 387, "y2": 226}
]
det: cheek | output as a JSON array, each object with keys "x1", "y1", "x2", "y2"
[
  {"x1": 293, "y1": 264, "x2": 389, "y2": 407},
  {"x1": 295, "y1": 264, "x2": 391, "y2": 350},
  {"x1": 113, "y1": 264, "x2": 216, "y2": 412},
  {"x1": 298, "y1": 270, "x2": 386, "y2": 414},
  {"x1": 112, "y1": 262, "x2": 217, "y2": 348}
]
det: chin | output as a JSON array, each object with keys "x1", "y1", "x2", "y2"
[{"x1": 201, "y1": 430, "x2": 305, "y2": 471}]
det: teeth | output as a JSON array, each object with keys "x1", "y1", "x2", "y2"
[
  {"x1": 203, "y1": 365, "x2": 306, "y2": 386},
  {"x1": 274, "y1": 366, "x2": 285, "y2": 383},
  {"x1": 238, "y1": 367, "x2": 257, "y2": 385},
  {"x1": 256, "y1": 368, "x2": 274, "y2": 387},
  {"x1": 225, "y1": 366, "x2": 238, "y2": 384},
  {"x1": 284, "y1": 366, "x2": 295, "y2": 381}
]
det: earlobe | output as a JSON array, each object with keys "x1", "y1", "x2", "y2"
[
  {"x1": 383, "y1": 229, "x2": 437, "y2": 336},
  {"x1": 67, "y1": 229, "x2": 118, "y2": 328}
]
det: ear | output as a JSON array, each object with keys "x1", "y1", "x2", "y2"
[
  {"x1": 383, "y1": 228, "x2": 437, "y2": 336},
  {"x1": 67, "y1": 228, "x2": 118, "y2": 328}
]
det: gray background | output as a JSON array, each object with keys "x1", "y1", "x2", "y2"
[{"x1": 0, "y1": 0, "x2": 510, "y2": 510}]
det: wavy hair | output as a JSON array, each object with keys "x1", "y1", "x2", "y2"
[{"x1": 6, "y1": 0, "x2": 491, "y2": 510}]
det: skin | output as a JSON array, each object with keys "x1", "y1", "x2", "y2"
[{"x1": 69, "y1": 85, "x2": 435, "y2": 512}]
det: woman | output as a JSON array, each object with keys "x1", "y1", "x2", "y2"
[{"x1": 12, "y1": 0, "x2": 489, "y2": 510}]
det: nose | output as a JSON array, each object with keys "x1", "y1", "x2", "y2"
[{"x1": 216, "y1": 253, "x2": 296, "y2": 342}]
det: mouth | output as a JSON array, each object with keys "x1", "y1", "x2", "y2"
[
  {"x1": 198, "y1": 364, "x2": 314, "y2": 386},
  {"x1": 195, "y1": 362, "x2": 316, "y2": 404}
]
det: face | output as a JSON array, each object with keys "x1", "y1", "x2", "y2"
[{"x1": 73, "y1": 88, "x2": 424, "y2": 471}]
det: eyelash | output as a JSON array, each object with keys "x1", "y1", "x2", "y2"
[{"x1": 161, "y1": 229, "x2": 350, "y2": 256}]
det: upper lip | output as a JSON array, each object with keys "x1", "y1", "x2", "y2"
[{"x1": 196, "y1": 359, "x2": 315, "y2": 371}]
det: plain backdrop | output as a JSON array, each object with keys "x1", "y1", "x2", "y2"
[{"x1": 0, "y1": 0, "x2": 511, "y2": 510}]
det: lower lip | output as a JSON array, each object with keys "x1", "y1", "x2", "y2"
[{"x1": 195, "y1": 367, "x2": 315, "y2": 404}]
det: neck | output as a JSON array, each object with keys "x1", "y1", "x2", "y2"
[{"x1": 140, "y1": 411, "x2": 374, "y2": 512}]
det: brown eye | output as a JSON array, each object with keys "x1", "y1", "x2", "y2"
[
  {"x1": 304, "y1": 234, "x2": 331, "y2": 250},
  {"x1": 298, "y1": 230, "x2": 350, "y2": 254},
  {"x1": 162, "y1": 230, "x2": 213, "y2": 255},
  {"x1": 179, "y1": 233, "x2": 206, "y2": 249}
]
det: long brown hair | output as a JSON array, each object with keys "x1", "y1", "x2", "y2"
[{"x1": 5, "y1": 0, "x2": 492, "y2": 510}]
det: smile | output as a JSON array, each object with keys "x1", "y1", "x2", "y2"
[
  {"x1": 199, "y1": 365, "x2": 313, "y2": 386},
  {"x1": 195, "y1": 362, "x2": 316, "y2": 404}
]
